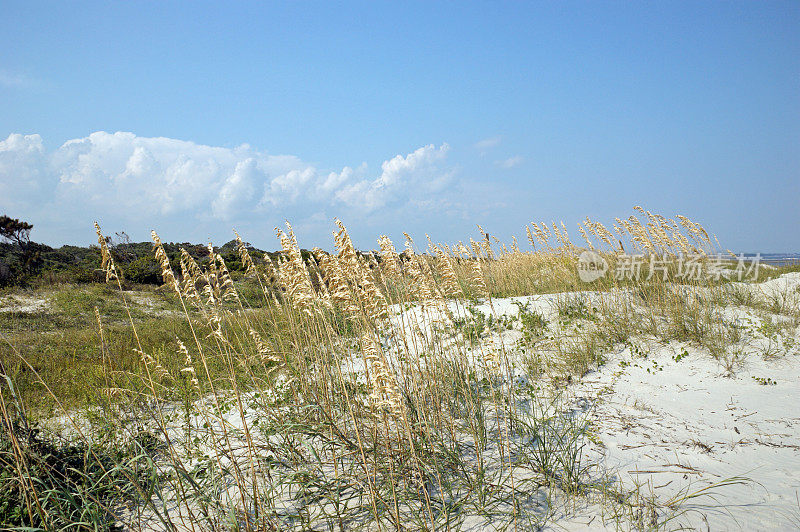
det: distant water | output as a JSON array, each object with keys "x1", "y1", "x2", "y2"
[{"x1": 751, "y1": 253, "x2": 800, "y2": 266}]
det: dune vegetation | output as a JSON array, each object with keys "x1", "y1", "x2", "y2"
[{"x1": 1, "y1": 208, "x2": 798, "y2": 530}]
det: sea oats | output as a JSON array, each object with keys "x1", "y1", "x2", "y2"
[
  {"x1": 696, "y1": 222, "x2": 712, "y2": 246},
  {"x1": 151, "y1": 230, "x2": 181, "y2": 296},
  {"x1": 93, "y1": 306, "x2": 103, "y2": 335},
  {"x1": 361, "y1": 332, "x2": 403, "y2": 422},
  {"x1": 470, "y1": 238, "x2": 483, "y2": 259},
  {"x1": 309, "y1": 252, "x2": 334, "y2": 310},
  {"x1": 179, "y1": 248, "x2": 203, "y2": 306},
  {"x1": 537, "y1": 226, "x2": 551, "y2": 248},
  {"x1": 316, "y1": 252, "x2": 357, "y2": 314},
  {"x1": 335, "y1": 219, "x2": 361, "y2": 274},
  {"x1": 673, "y1": 231, "x2": 691, "y2": 255},
  {"x1": 177, "y1": 338, "x2": 199, "y2": 390},
  {"x1": 378, "y1": 235, "x2": 402, "y2": 278},
  {"x1": 206, "y1": 307, "x2": 228, "y2": 345},
  {"x1": 467, "y1": 259, "x2": 488, "y2": 298},
  {"x1": 233, "y1": 229, "x2": 256, "y2": 276},
  {"x1": 525, "y1": 225, "x2": 536, "y2": 250},
  {"x1": 332, "y1": 220, "x2": 389, "y2": 320},
  {"x1": 357, "y1": 255, "x2": 389, "y2": 321},
  {"x1": 404, "y1": 243, "x2": 435, "y2": 302},
  {"x1": 201, "y1": 278, "x2": 218, "y2": 307},
  {"x1": 476, "y1": 225, "x2": 495, "y2": 260},
  {"x1": 248, "y1": 328, "x2": 281, "y2": 364},
  {"x1": 538, "y1": 221, "x2": 553, "y2": 249},
  {"x1": 135, "y1": 348, "x2": 169, "y2": 381},
  {"x1": 263, "y1": 253, "x2": 279, "y2": 282},
  {"x1": 215, "y1": 254, "x2": 240, "y2": 303},
  {"x1": 591, "y1": 220, "x2": 615, "y2": 248},
  {"x1": 261, "y1": 253, "x2": 283, "y2": 306},
  {"x1": 578, "y1": 223, "x2": 595, "y2": 250},
  {"x1": 481, "y1": 238, "x2": 494, "y2": 260},
  {"x1": 433, "y1": 242, "x2": 462, "y2": 298},
  {"x1": 277, "y1": 222, "x2": 316, "y2": 316},
  {"x1": 560, "y1": 221, "x2": 573, "y2": 249},
  {"x1": 94, "y1": 222, "x2": 119, "y2": 283},
  {"x1": 482, "y1": 335, "x2": 501, "y2": 374},
  {"x1": 627, "y1": 216, "x2": 655, "y2": 254}
]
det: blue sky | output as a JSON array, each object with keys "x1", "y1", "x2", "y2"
[{"x1": 1, "y1": 1, "x2": 798, "y2": 252}]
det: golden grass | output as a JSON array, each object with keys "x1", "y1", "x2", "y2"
[{"x1": 1, "y1": 208, "x2": 793, "y2": 530}]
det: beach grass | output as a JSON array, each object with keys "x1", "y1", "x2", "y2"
[{"x1": 1, "y1": 208, "x2": 797, "y2": 530}]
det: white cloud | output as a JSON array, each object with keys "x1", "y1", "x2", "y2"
[
  {"x1": 335, "y1": 143, "x2": 450, "y2": 210},
  {"x1": 496, "y1": 155, "x2": 524, "y2": 169},
  {"x1": 0, "y1": 133, "x2": 44, "y2": 153},
  {"x1": 379, "y1": 144, "x2": 449, "y2": 187},
  {"x1": 212, "y1": 158, "x2": 261, "y2": 219},
  {"x1": 321, "y1": 166, "x2": 355, "y2": 193},
  {"x1": 263, "y1": 167, "x2": 316, "y2": 206},
  {"x1": 0, "y1": 133, "x2": 52, "y2": 211},
  {"x1": 0, "y1": 131, "x2": 455, "y2": 243},
  {"x1": 47, "y1": 131, "x2": 308, "y2": 217},
  {"x1": 474, "y1": 136, "x2": 501, "y2": 153}
]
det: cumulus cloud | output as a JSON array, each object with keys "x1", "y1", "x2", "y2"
[
  {"x1": 496, "y1": 155, "x2": 524, "y2": 169},
  {"x1": 46, "y1": 131, "x2": 305, "y2": 216},
  {"x1": 0, "y1": 131, "x2": 455, "y2": 243},
  {"x1": 320, "y1": 165, "x2": 357, "y2": 194},
  {"x1": 263, "y1": 167, "x2": 316, "y2": 206},
  {"x1": 212, "y1": 158, "x2": 261, "y2": 219},
  {"x1": 0, "y1": 133, "x2": 52, "y2": 210},
  {"x1": 336, "y1": 144, "x2": 451, "y2": 210}
]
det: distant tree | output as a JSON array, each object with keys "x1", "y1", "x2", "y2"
[
  {"x1": 110, "y1": 231, "x2": 136, "y2": 263},
  {"x1": 0, "y1": 215, "x2": 40, "y2": 276},
  {"x1": 0, "y1": 215, "x2": 33, "y2": 249}
]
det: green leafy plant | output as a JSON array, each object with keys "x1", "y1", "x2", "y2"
[
  {"x1": 514, "y1": 301, "x2": 549, "y2": 343},
  {"x1": 672, "y1": 348, "x2": 689, "y2": 363},
  {"x1": 752, "y1": 376, "x2": 777, "y2": 386}
]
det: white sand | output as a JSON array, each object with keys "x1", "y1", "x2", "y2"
[
  {"x1": 48, "y1": 272, "x2": 800, "y2": 530},
  {"x1": 380, "y1": 274, "x2": 800, "y2": 529},
  {"x1": 575, "y1": 341, "x2": 800, "y2": 529},
  {"x1": 0, "y1": 293, "x2": 49, "y2": 313}
]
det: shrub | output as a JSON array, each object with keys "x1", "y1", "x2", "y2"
[{"x1": 123, "y1": 255, "x2": 162, "y2": 285}]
